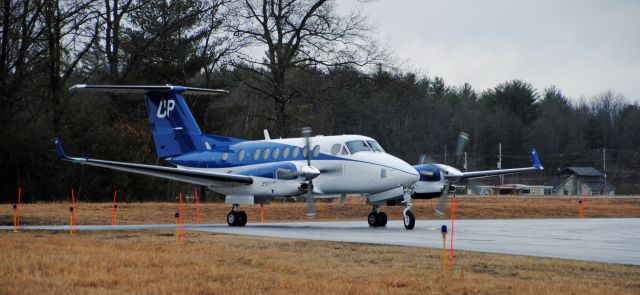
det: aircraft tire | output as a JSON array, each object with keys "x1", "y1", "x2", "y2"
[
  {"x1": 403, "y1": 211, "x2": 415, "y2": 230},
  {"x1": 376, "y1": 212, "x2": 387, "y2": 227},
  {"x1": 227, "y1": 211, "x2": 239, "y2": 226},
  {"x1": 238, "y1": 211, "x2": 248, "y2": 226},
  {"x1": 367, "y1": 212, "x2": 378, "y2": 227}
]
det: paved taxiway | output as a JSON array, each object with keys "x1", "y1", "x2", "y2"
[{"x1": 4, "y1": 218, "x2": 639, "y2": 265}]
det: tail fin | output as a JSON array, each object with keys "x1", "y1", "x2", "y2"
[
  {"x1": 530, "y1": 149, "x2": 543, "y2": 170},
  {"x1": 69, "y1": 85, "x2": 229, "y2": 158},
  {"x1": 144, "y1": 90, "x2": 204, "y2": 158}
]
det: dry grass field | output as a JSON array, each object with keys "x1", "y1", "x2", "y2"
[
  {"x1": 2, "y1": 196, "x2": 640, "y2": 226},
  {"x1": 1, "y1": 230, "x2": 638, "y2": 295}
]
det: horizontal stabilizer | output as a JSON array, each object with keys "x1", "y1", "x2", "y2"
[
  {"x1": 69, "y1": 84, "x2": 228, "y2": 96},
  {"x1": 54, "y1": 138, "x2": 252, "y2": 187},
  {"x1": 455, "y1": 149, "x2": 543, "y2": 180}
]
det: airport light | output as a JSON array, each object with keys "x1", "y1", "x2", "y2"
[
  {"x1": 441, "y1": 225, "x2": 447, "y2": 272},
  {"x1": 12, "y1": 203, "x2": 18, "y2": 233},
  {"x1": 69, "y1": 206, "x2": 75, "y2": 235},
  {"x1": 175, "y1": 211, "x2": 180, "y2": 244}
]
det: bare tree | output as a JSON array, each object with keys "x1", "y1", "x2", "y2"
[
  {"x1": 0, "y1": 0, "x2": 45, "y2": 117},
  {"x1": 226, "y1": 0, "x2": 385, "y2": 136},
  {"x1": 42, "y1": 0, "x2": 100, "y2": 132}
]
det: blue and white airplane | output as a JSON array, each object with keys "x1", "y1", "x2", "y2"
[{"x1": 55, "y1": 85, "x2": 543, "y2": 229}]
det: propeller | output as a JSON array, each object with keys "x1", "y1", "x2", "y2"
[
  {"x1": 434, "y1": 131, "x2": 468, "y2": 216},
  {"x1": 302, "y1": 127, "x2": 317, "y2": 217},
  {"x1": 455, "y1": 132, "x2": 470, "y2": 167}
]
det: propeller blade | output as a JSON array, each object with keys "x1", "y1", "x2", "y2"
[
  {"x1": 419, "y1": 153, "x2": 426, "y2": 165},
  {"x1": 435, "y1": 181, "x2": 451, "y2": 216},
  {"x1": 455, "y1": 132, "x2": 469, "y2": 166},
  {"x1": 305, "y1": 180, "x2": 316, "y2": 217},
  {"x1": 339, "y1": 194, "x2": 346, "y2": 207},
  {"x1": 302, "y1": 127, "x2": 316, "y2": 217},
  {"x1": 302, "y1": 127, "x2": 312, "y2": 166}
]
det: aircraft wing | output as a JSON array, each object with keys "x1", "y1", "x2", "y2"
[
  {"x1": 54, "y1": 138, "x2": 253, "y2": 187},
  {"x1": 451, "y1": 149, "x2": 543, "y2": 181}
]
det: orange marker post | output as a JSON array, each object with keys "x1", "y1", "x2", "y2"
[
  {"x1": 112, "y1": 190, "x2": 117, "y2": 227},
  {"x1": 194, "y1": 189, "x2": 200, "y2": 224},
  {"x1": 449, "y1": 194, "x2": 457, "y2": 272},
  {"x1": 261, "y1": 204, "x2": 265, "y2": 224},
  {"x1": 17, "y1": 187, "x2": 21, "y2": 231},
  {"x1": 179, "y1": 192, "x2": 184, "y2": 242}
]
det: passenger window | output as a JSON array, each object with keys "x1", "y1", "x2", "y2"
[
  {"x1": 221, "y1": 152, "x2": 229, "y2": 161},
  {"x1": 262, "y1": 148, "x2": 270, "y2": 160},
  {"x1": 292, "y1": 147, "x2": 300, "y2": 158},
  {"x1": 282, "y1": 147, "x2": 290, "y2": 159},
  {"x1": 237, "y1": 149, "x2": 245, "y2": 161},
  {"x1": 331, "y1": 144, "x2": 341, "y2": 155},
  {"x1": 252, "y1": 149, "x2": 260, "y2": 160},
  {"x1": 272, "y1": 147, "x2": 280, "y2": 159},
  {"x1": 302, "y1": 146, "x2": 308, "y2": 158},
  {"x1": 312, "y1": 145, "x2": 320, "y2": 157}
]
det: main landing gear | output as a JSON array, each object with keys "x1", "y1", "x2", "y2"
[
  {"x1": 368, "y1": 205, "x2": 388, "y2": 227},
  {"x1": 227, "y1": 204, "x2": 247, "y2": 227}
]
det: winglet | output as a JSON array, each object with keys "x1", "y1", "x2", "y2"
[
  {"x1": 54, "y1": 137, "x2": 71, "y2": 160},
  {"x1": 530, "y1": 149, "x2": 543, "y2": 170}
]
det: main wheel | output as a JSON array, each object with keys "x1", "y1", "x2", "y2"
[
  {"x1": 238, "y1": 211, "x2": 248, "y2": 226},
  {"x1": 367, "y1": 212, "x2": 378, "y2": 227},
  {"x1": 403, "y1": 210, "x2": 415, "y2": 230},
  {"x1": 227, "y1": 211, "x2": 239, "y2": 226},
  {"x1": 376, "y1": 212, "x2": 388, "y2": 227}
]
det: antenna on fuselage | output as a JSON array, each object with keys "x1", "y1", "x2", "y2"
[{"x1": 263, "y1": 130, "x2": 271, "y2": 140}]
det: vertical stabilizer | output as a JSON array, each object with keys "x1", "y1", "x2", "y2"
[{"x1": 144, "y1": 90, "x2": 203, "y2": 158}]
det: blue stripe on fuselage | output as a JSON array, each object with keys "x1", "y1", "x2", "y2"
[{"x1": 168, "y1": 141, "x2": 418, "y2": 177}]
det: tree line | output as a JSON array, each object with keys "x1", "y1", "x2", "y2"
[{"x1": 1, "y1": 0, "x2": 639, "y2": 202}]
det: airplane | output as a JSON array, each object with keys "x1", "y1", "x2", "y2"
[{"x1": 54, "y1": 84, "x2": 543, "y2": 230}]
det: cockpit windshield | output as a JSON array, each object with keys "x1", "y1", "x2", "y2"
[
  {"x1": 367, "y1": 140, "x2": 385, "y2": 152},
  {"x1": 345, "y1": 140, "x2": 371, "y2": 154}
]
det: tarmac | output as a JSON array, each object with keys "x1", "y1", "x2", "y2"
[{"x1": 3, "y1": 218, "x2": 639, "y2": 265}]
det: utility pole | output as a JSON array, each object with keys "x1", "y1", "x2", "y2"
[
  {"x1": 444, "y1": 145, "x2": 447, "y2": 165},
  {"x1": 498, "y1": 142, "x2": 503, "y2": 185},
  {"x1": 603, "y1": 148, "x2": 607, "y2": 196}
]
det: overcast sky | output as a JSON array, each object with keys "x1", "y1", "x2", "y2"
[{"x1": 339, "y1": 0, "x2": 640, "y2": 102}]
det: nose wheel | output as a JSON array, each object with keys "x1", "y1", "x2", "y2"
[
  {"x1": 402, "y1": 186, "x2": 415, "y2": 230},
  {"x1": 403, "y1": 209, "x2": 415, "y2": 229}
]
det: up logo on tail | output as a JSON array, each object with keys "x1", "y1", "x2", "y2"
[{"x1": 157, "y1": 99, "x2": 175, "y2": 118}]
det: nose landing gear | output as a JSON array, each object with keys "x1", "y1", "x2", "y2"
[{"x1": 402, "y1": 186, "x2": 415, "y2": 230}]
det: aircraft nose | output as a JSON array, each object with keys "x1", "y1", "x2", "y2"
[{"x1": 387, "y1": 155, "x2": 419, "y2": 186}]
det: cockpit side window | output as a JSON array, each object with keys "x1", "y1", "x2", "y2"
[
  {"x1": 345, "y1": 140, "x2": 371, "y2": 154},
  {"x1": 341, "y1": 145, "x2": 350, "y2": 155},
  {"x1": 367, "y1": 140, "x2": 385, "y2": 152}
]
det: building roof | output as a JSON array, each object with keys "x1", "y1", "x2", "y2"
[
  {"x1": 558, "y1": 167, "x2": 604, "y2": 177},
  {"x1": 583, "y1": 182, "x2": 615, "y2": 191}
]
